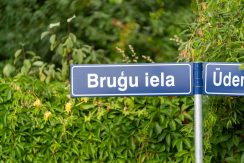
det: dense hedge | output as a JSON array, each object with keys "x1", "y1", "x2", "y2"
[{"x1": 0, "y1": 76, "x2": 194, "y2": 162}]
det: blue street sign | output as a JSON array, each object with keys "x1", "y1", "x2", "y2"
[
  {"x1": 70, "y1": 63, "x2": 193, "y2": 97},
  {"x1": 203, "y1": 63, "x2": 244, "y2": 96}
]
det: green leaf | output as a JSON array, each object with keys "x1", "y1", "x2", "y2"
[
  {"x1": 183, "y1": 138, "x2": 191, "y2": 149},
  {"x1": 166, "y1": 134, "x2": 171, "y2": 146},
  {"x1": 130, "y1": 137, "x2": 136, "y2": 151},
  {"x1": 162, "y1": 117, "x2": 169, "y2": 129},
  {"x1": 33, "y1": 61, "x2": 44, "y2": 67},
  {"x1": 241, "y1": 153, "x2": 244, "y2": 163},
  {"x1": 41, "y1": 31, "x2": 50, "y2": 40},
  {"x1": 158, "y1": 132, "x2": 167, "y2": 142},
  {"x1": 69, "y1": 33, "x2": 77, "y2": 43},
  {"x1": 169, "y1": 120, "x2": 176, "y2": 131},
  {"x1": 184, "y1": 113, "x2": 193, "y2": 121},
  {"x1": 21, "y1": 59, "x2": 32, "y2": 74},
  {"x1": 176, "y1": 140, "x2": 183, "y2": 151},
  {"x1": 26, "y1": 51, "x2": 36, "y2": 57},
  {"x1": 49, "y1": 34, "x2": 56, "y2": 44},
  {"x1": 65, "y1": 36, "x2": 73, "y2": 49},
  {"x1": 232, "y1": 135, "x2": 240, "y2": 146},
  {"x1": 3, "y1": 64, "x2": 15, "y2": 77},
  {"x1": 172, "y1": 139, "x2": 178, "y2": 148},
  {"x1": 140, "y1": 154, "x2": 146, "y2": 162},
  {"x1": 175, "y1": 150, "x2": 188, "y2": 158},
  {"x1": 183, "y1": 156, "x2": 188, "y2": 163},
  {"x1": 124, "y1": 98, "x2": 134, "y2": 108},
  {"x1": 14, "y1": 49, "x2": 22, "y2": 58},
  {"x1": 155, "y1": 122, "x2": 162, "y2": 135},
  {"x1": 159, "y1": 115, "x2": 165, "y2": 124},
  {"x1": 160, "y1": 145, "x2": 166, "y2": 152},
  {"x1": 81, "y1": 104, "x2": 94, "y2": 110},
  {"x1": 57, "y1": 44, "x2": 64, "y2": 56},
  {"x1": 72, "y1": 49, "x2": 85, "y2": 64}
]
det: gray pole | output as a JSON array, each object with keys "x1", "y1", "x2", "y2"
[{"x1": 194, "y1": 94, "x2": 203, "y2": 163}]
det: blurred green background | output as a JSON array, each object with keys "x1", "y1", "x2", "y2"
[{"x1": 0, "y1": 0, "x2": 193, "y2": 63}]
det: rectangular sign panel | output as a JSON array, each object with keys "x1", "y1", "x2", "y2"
[
  {"x1": 71, "y1": 63, "x2": 193, "y2": 97},
  {"x1": 204, "y1": 63, "x2": 244, "y2": 96}
]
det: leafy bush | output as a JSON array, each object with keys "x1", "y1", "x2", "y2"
[
  {"x1": 0, "y1": 74, "x2": 195, "y2": 162},
  {"x1": 180, "y1": 0, "x2": 244, "y2": 162},
  {"x1": 0, "y1": 27, "x2": 196, "y2": 161},
  {"x1": 0, "y1": 0, "x2": 193, "y2": 62}
]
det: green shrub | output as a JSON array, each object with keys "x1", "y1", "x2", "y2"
[
  {"x1": 0, "y1": 75, "x2": 195, "y2": 162},
  {"x1": 0, "y1": 0, "x2": 193, "y2": 62},
  {"x1": 0, "y1": 27, "x2": 195, "y2": 161},
  {"x1": 180, "y1": 0, "x2": 244, "y2": 162}
]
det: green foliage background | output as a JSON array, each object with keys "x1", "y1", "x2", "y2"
[
  {"x1": 0, "y1": 0, "x2": 243, "y2": 162},
  {"x1": 0, "y1": 0, "x2": 192, "y2": 63},
  {"x1": 179, "y1": 0, "x2": 244, "y2": 162}
]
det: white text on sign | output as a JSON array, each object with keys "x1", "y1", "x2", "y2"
[
  {"x1": 87, "y1": 71, "x2": 175, "y2": 91},
  {"x1": 213, "y1": 68, "x2": 244, "y2": 87}
]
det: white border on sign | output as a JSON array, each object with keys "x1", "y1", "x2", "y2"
[
  {"x1": 204, "y1": 63, "x2": 243, "y2": 95},
  {"x1": 71, "y1": 64, "x2": 192, "y2": 97}
]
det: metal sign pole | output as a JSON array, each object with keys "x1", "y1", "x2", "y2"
[
  {"x1": 194, "y1": 94, "x2": 203, "y2": 163},
  {"x1": 193, "y1": 63, "x2": 203, "y2": 163}
]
